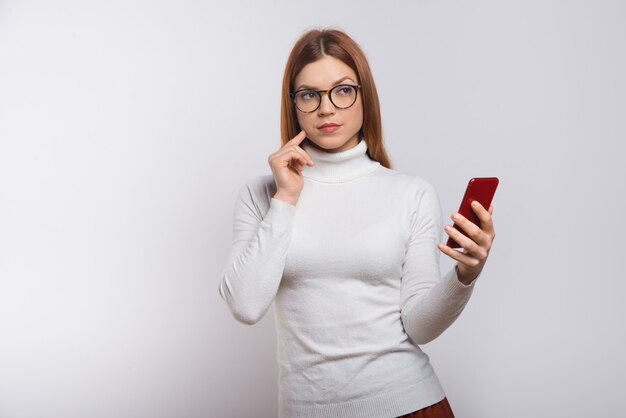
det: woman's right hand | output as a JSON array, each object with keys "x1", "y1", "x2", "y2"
[{"x1": 268, "y1": 130, "x2": 314, "y2": 206}]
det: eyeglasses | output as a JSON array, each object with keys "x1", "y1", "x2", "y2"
[{"x1": 290, "y1": 84, "x2": 362, "y2": 113}]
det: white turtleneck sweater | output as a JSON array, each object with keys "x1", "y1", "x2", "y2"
[{"x1": 218, "y1": 138, "x2": 477, "y2": 418}]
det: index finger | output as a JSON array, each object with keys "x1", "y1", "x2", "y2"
[
  {"x1": 471, "y1": 201, "x2": 495, "y2": 235},
  {"x1": 288, "y1": 130, "x2": 308, "y2": 145}
]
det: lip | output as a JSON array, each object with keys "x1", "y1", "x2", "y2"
[{"x1": 318, "y1": 123, "x2": 341, "y2": 133}]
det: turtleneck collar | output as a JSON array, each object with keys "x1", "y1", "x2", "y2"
[{"x1": 300, "y1": 137, "x2": 381, "y2": 184}]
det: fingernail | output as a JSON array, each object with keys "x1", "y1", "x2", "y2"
[{"x1": 472, "y1": 201, "x2": 479, "y2": 207}]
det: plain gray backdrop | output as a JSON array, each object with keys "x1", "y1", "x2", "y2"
[{"x1": 1, "y1": 0, "x2": 625, "y2": 417}]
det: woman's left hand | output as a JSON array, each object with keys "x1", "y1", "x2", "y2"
[{"x1": 437, "y1": 201, "x2": 495, "y2": 285}]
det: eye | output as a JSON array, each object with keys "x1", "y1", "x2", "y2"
[
  {"x1": 335, "y1": 85, "x2": 354, "y2": 96},
  {"x1": 296, "y1": 90, "x2": 317, "y2": 101}
]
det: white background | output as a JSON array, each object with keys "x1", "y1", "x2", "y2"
[{"x1": 1, "y1": 1, "x2": 625, "y2": 417}]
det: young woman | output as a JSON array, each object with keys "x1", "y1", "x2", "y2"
[{"x1": 219, "y1": 28, "x2": 496, "y2": 418}]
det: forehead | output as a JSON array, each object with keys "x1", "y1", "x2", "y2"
[{"x1": 294, "y1": 55, "x2": 357, "y2": 89}]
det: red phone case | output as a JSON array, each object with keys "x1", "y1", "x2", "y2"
[{"x1": 446, "y1": 177, "x2": 499, "y2": 248}]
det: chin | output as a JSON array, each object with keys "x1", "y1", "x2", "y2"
[{"x1": 308, "y1": 135, "x2": 352, "y2": 151}]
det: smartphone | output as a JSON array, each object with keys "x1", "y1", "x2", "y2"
[{"x1": 446, "y1": 177, "x2": 499, "y2": 248}]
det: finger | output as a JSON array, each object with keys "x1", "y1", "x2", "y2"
[
  {"x1": 444, "y1": 224, "x2": 486, "y2": 258},
  {"x1": 437, "y1": 242, "x2": 481, "y2": 268},
  {"x1": 278, "y1": 133, "x2": 314, "y2": 166},
  {"x1": 277, "y1": 147, "x2": 313, "y2": 168},
  {"x1": 291, "y1": 160, "x2": 304, "y2": 173},
  {"x1": 470, "y1": 201, "x2": 495, "y2": 236},
  {"x1": 283, "y1": 145, "x2": 314, "y2": 167},
  {"x1": 287, "y1": 130, "x2": 308, "y2": 146},
  {"x1": 294, "y1": 145, "x2": 315, "y2": 166},
  {"x1": 488, "y1": 206, "x2": 495, "y2": 238},
  {"x1": 450, "y1": 212, "x2": 487, "y2": 247}
]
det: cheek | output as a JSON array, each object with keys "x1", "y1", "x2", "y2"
[
  {"x1": 350, "y1": 102, "x2": 364, "y2": 128},
  {"x1": 297, "y1": 113, "x2": 315, "y2": 130}
]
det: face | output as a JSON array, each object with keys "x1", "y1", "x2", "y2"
[{"x1": 293, "y1": 55, "x2": 363, "y2": 153}]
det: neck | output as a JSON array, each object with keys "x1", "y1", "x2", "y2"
[{"x1": 300, "y1": 137, "x2": 381, "y2": 184}]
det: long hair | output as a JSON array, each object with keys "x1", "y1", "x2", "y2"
[{"x1": 280, "y1": 28, "x2": 392, "y2": 169}]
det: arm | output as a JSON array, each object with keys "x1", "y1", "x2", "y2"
[
  {"x1": 218, "y1": 181, "x2": 296, "y2": 325},
  {"x1": 399, "y1": 178, "x2": 476, "y2": 345}
]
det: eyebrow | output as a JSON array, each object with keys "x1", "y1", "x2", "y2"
[{"x1": 295, "y1": 76, "x2": 356, "y2": 91}]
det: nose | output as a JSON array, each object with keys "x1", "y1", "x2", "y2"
[{"x1": 318, "y1": 92, "x2": 335, "y2": 115}]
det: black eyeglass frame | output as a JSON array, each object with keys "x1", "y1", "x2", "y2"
[{"x1": 289, "y1": 84, "x2": 362, "y2": 113}]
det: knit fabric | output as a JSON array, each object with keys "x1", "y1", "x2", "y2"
[{"x1": 219, "y1": 138, "x2": 477, "y2": 418}]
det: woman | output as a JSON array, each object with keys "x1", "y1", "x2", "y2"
[{"x1": 218, "y1": 28, "x2": 495, "y2": 418}]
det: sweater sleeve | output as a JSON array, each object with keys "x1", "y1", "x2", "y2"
[
  {"x1": 218, "y1": 181, "x2": 296, "y2": 325},
  {"x1": 399, "y1": 177, "x2": 478, "y2": 345}
]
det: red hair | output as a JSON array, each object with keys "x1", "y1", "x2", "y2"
[{"x1": 280, "y1": 28, "x2": 392, "y2": 169}]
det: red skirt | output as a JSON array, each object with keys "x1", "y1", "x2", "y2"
[{"x1": 396, "y1": 397, "x2": 455, "y2": 418}]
